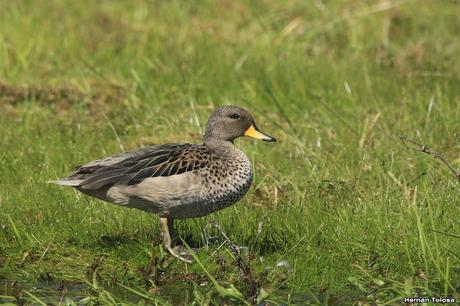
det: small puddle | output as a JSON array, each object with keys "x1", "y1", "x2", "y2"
[
  {"x1": 1, "y1": 279, "x2": 363, "y2": 305},
  {"x1": 1, "y1": 279, "x2": 89, "y2": 304},
  {"x1": 0, "y1": 279, "x2": 195, "y2": 304}
]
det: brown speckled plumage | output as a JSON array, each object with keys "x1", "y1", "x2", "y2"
[{"x1": 52, "y1": 105, "x2": 275, "y2": 262}]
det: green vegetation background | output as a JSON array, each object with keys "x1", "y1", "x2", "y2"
[{"x1": 0, "y1": 0, "x2": 459, "y2": 304}]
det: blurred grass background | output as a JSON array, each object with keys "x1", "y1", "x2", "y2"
[{"x1": 0, "y1": 0, "x2": 459, "y2": 304}]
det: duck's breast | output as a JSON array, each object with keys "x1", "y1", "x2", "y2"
[{"x1": 184, "y1": 150, "x2": 253, "y2": 218}]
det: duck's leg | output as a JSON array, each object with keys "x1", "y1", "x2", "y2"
[
  {"x1": 167, "y1": 217, "x2": 178, "y2": 245},
  {"x1": 159, "y1": 217, "x2": 192, "y2": 263}
]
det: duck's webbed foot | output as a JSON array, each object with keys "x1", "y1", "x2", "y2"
[{"x1": 160, "y1": 217, "x2": 193, "y2": 263}]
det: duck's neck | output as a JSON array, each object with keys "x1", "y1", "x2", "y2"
[{"x1": 203, "y1": 137, "x2": 238, "y2": 156}]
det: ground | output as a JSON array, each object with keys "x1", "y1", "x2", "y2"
[{"x1": 0, "y1": 0, "x2": 459, "y2": 304}]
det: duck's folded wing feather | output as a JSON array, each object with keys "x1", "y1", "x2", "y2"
[{"x1": 54, "y1": 144, "x2": 212, "y2": 190}]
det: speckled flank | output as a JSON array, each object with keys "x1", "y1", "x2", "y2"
[{"x1": 167, "y1": 148, "x2": 253, "y2": 218}]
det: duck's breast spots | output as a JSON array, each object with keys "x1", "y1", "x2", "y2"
[
  {"x1": 163, "y1": 150, "x2": 252, "y2": 218},
  {"x1": 199, "y1": 152, "x2": 253, "y2": 211}
]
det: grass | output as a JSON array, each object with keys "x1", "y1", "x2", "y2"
[{"x1": 0, "y1": 0, "x2": 459, "y2": 304}]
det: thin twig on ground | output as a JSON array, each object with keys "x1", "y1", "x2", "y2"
[
  {"x1": 211, "y1": 222, "x2": 262, "y2": 301},
  {"x1": 399, "y1": 136, "x2": 460, "y2": 181}
]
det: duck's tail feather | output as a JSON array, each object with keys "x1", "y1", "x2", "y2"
[{"x1": 48, "y1": 178, "x2": 83, "y2": 186}]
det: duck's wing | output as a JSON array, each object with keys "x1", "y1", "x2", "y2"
[{"x1": 52, "y1": 144, "x2": 212, "y2": 190}]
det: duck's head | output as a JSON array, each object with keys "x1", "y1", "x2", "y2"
[{"x1": 203, "y1": 105, "x2": 276, "y2": 144}]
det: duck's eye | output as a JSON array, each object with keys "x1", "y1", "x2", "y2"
[{"x1": 230, "y1": 113, "x2": 240, "y2": 119}]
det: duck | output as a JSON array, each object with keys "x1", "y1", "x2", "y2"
[{"x1": 51, "y1": 105, "x2": 276, "y2": 262}]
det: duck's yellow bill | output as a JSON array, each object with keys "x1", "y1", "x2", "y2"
[{"x1": 244, "y1": 125, "x2": 276, "y2": 142}]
